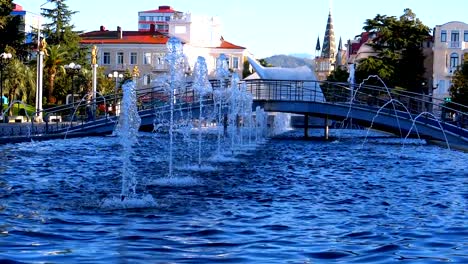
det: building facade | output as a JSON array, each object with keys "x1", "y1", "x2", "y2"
[
  {"x1": 432, "y1": 21, "x2": 468, "y2": 101},
  {"x1": 11, "y1": 3, "x2": 42, "y2": 45},
  {"x1": 80, "y1": 14, "x2": 249, "y2": 90},
  {"x1": 137, "y1": 5, "x2": 182, "y2": 33}
]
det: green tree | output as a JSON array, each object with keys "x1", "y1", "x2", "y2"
[
  {"x1": 242, "y1": 59, "x2": 252, "y2": 78},
  {"x1": 0, "y1": 0, "x2": 11, "y2": 29},
  {"x1": 326, "y1": 67, "x2": 349, "y2": 82},
  {"x1": 357, "y1": 8, "x2": 430, "y2": 92},
  {"x1": 3, "y1": 58, "x2": 35, "y2": 114},
  {"x1": 40, "y1": 0, "x2": 87, "y2": 103},
  {"x1": 44, "y1": 44, "x2": 67, "y2": 103},
  {"x1": 449, "y1": 60, "x2": 468, "y2": 109},
  {"x1": 258, "y1": 58, "x2": 273, "y2": 67},
  {"x1": 41, "y1": 0, "x2": 77, "y2": 45},
  {"x1": 0, "y1": 0, "x2": 26, "y2": 58},
  {"x1": 97, "y1": 67, "x2": 115, "y2": 96}
]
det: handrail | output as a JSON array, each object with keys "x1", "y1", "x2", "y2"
[{"x1": 1, "y1": 79, "x2": 466, "y2": 139}]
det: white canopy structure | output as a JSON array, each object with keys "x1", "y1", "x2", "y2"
[{"x1": 246, "y1": 57, "x2": 326, "y2": 102}]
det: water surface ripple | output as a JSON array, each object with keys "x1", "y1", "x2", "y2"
[{"x1": 0, "y1": 131, "x2": 467, "y2": 263}]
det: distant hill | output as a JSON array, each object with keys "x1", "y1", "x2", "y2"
[
  {"x1": 264, "y1": 55, "x2": 314, "y2": 69},
  {"x1": 289, "y1": 53, "x2": 313, "y2": 59}
]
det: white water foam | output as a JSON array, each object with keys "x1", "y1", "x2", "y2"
[
  {"x1": 151, "y1": 176, "x2": 201, "y2": 187},
  {"x1": 177, "y1": 164, "x2": 217, "y2": 172},
  {"x1": 101, "y1": 194, "x2": 157, "y2": 210},
  {"x1": 208, "y1": 153, "x2": 241, "y2": 163}
]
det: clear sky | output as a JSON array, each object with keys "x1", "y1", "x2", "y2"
[{"x1": 19, "y1": 0, "x2": 468, "y2": 58}]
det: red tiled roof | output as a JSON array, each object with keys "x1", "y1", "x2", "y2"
[
  {"x1": 140, "y1": 5, "x2": 176, "y2": 13},
  {"x1": 13, "y1": 4, "x2": 23, "y2": 11},
  {"x1": 217, "y1": 39, "x2": 245, "y2": 49},
  {"x1": 80, "y1": 30, "x2": 169, "y2": 45}
]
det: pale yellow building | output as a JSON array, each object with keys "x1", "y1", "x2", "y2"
[
  {"x1": 432, "y1": 21, "x2": 468, "y2": 101},
  {"x1": 80, "y1": 11, "x2": 250, "y2": 90}
]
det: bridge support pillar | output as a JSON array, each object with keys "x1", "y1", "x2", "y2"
[
  {"x1": 324, "y1": 115, "x2": 329, "y2": 140},
  {"x1": 304, "y1": 114, "x2": 309, "y2": 138}
]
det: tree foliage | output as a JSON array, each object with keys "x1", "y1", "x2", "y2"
[
  {"x1": 3, "y1": 57, "x2": 36, "y2": 113},
  {"x1": 356, "y1": 9, "x2": 430, "y2": 92},
  {"x1": 0, "y1": 0, "x2": 26, "y2": 58},
  {"x1": 40, "y1": 0, "x2": 88, "y2": 103},
  {"x1": 449, "y1": 60, "x2": 468, "y2": 109},
  {"x1": 326, "y1": 66, "x2": 349, "y2": 83},
  {"x1": 44, "y1": 44, "x2": 67, "y2": 103},
  {"x1": 41, "y1": 0, "x2": 77, "y2": 45}
]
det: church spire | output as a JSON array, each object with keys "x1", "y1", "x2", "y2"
[
  {"x1": 315, "y1": 35, "x2": 321, "y2": 51},
  {"x1": 321, "y1": 9, "x2": 336, "y2": 59},
  {"x1": 315, "y1": 35, "x2": 321, "y2": 58},
  {"x1": 336, "y1": 37, "x2": 343, "y2": 67}
]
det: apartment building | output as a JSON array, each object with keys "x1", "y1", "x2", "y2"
[
  {"x1": 80, "y1": 14, "x2": 248, "y2": 89},
  {"x1": 432, "y1": 21, "x2": 468, "y2": 101},
  {"x1": 137, "y1": 5, "x2": 182, "y2": 33}
]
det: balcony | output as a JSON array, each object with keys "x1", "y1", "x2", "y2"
[
  {"x1": 448, "y1": 41, "x2": 462, "y2": 49},
  {"x1": 152, "y1": 64, "x2": 168, "y2": 72}
]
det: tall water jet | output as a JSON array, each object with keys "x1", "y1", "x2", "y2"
[
  {"x1": 241, "y1": 82, "x2": 254, "y2": 146},
  {"x1": 214, "y1": 54, "x2": 230, "y2": 156},
  {"x1": 227, "y1": 73, "x2": 241, "y2": 153},
  {"x1": 164, "y1": 37, "x2": 186, "y2": 177},
  {"x1": 192, "y1": 56, "x2": 213, "y2": 167},
  {"x1": 114, "y1": 81, "x2": 142, "y2": 200}
]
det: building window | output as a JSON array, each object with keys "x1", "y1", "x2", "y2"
[
  {"x1": 441, "y1": 30, "x2": 447, "y2": 42},
  {"x1": 130, "y1": 52, "x2": 137, "y2": 65},
  {"x1": 464, "y1": 31, "x2": 468, "y2": 42},
  {"x1": 451, "y1": 31, "x2": 459, "y2": 41},
  {"x1": 117, "y1": 52, "x2": 124, "y2": 65},
  {"x1": 450, "y1": 52, "x2": 459, "y2": 71},
  {"x1": 144, "y1": 52, "x2": 151, "y2": 64},
  {"x1": 232, "y1": 57, "x2": 239, "y2": 69},
  {"x1": 103, "y1": 52, "x2": 110, "y2": 65},
  {"x1": 139, "y1": 16, "x2": 146, "y2": 21},
  {"x1": 144, "y1": 75, "x2": 151, "y2": 85},
  {"x1": 139, "y1": 24, "x2": 149, "y2": 30}
]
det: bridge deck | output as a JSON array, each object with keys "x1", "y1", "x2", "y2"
[{"x1": 1, "y1": 79, "x2": 467, "y2": 147}]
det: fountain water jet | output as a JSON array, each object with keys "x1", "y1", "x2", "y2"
[
  {"x1": 214, "y1": 54, "x2": 230, "y2": 157},
  {"x1": 192, "y1": 56, "x2": 213, "y2": 168},
  {"x1": 102, "y1": 80, "x2": 156, "y2": 208}
]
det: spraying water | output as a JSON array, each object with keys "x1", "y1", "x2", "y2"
[
  {"x1": 214, "y1": 54, "x2": 230, "y2": 156},
  {"x1": 192, "y1": 56, "x2": 213, "y2": 167},
  {"x1": 113, "y1": 81, "x2": 142, "y2": 200},
  {"x1": 163, "y1": 37, "x2": 186, "y2": 178}
]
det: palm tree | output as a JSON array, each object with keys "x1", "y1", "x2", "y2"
[
  {"x1": 44, "y1": 44, "x2": 67, "y2": 103},
  {"x1": 3, "y1": 59, "x2": 29, "y2": 115}
]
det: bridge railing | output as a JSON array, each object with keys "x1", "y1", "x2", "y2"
[
  {"x1": 243, "y1": 79, "x2": 468, "y2": 130},
  {"x1": 2, "y1": 78, "x2": 466, "y2": 139}
]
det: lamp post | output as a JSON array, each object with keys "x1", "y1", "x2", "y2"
[
  {"x1": 0, "y1": 52, "x2": 13, "y2": 122},
  {"x1": 64, "y1": 62, "x2": 81, "y2": 105},
  {"x1": 108, "y1": 71, "x2": 123, "y2": 115}
]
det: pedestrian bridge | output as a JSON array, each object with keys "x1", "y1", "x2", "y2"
[{"x1": 1, "y1": 79, "x2": 467, "y2": 148}]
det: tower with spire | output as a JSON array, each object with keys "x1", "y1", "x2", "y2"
[
  {"x1": 315, "y1": 6, "x2": 338, "y2": 81},
  {"x1": 336, "y1": 37, "x2": 345, "y2": 68},
  {"x1": 321, "y1": 10, "x2": 336, "y2": 59}
]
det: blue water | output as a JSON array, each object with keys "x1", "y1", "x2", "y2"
[{"x1": 0, "y1": 130, "x2": 467, "y2": 263}]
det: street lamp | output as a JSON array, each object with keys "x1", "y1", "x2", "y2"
[
  {"x1": 64, "y1": 62, "x2": 81, "y2": 105},
  {"x1": 0, "y1": 52, "x2": 13, "y2": 122},
  {"x1": 108, "y1": 71, "x2": 123, "y2": 115}
]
